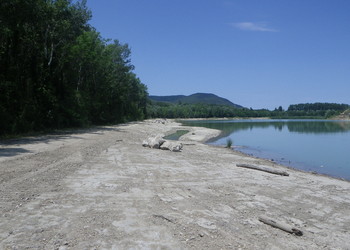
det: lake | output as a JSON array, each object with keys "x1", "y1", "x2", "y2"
[{"x1": 181, "y1": 119, "x2": 350, "y2": 181}]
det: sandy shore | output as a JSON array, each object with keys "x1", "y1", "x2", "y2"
[{"x1": 1, "y1": 119, "x2": 350, "y2": 249}]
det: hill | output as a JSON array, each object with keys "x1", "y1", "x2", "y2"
[
  {"x1": 149, "y1": 93, "x2": 243, "y2": 108},
  {"x1": 148, "y1": 95, "x2": 186, "y2": 103}
]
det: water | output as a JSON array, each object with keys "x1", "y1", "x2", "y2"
[
  {"x1": 181, "y1": 119, "x2": 350, "y2": 180},
  {"x1": 163, "y1": 130, "x2": 189, "y2": 140}
]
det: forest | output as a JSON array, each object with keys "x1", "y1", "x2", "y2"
[
  {"x1": 147, "y1": 102, "x2": 349, "y2": 119},
  {"x1": 0, "y1": 0, "x2": 148, "y2": 136}
]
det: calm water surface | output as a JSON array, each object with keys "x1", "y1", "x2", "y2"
[{"x1": 181, "y1": 119, "x2": 350, "y2": 180}]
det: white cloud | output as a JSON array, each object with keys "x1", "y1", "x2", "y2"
[{"x1": 231, "y1": 22, "x2": 278, "y2": 32}]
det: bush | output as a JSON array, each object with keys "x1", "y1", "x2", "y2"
[{"x1": 226, "y1": 138, "x2": 233, "y2": 148}]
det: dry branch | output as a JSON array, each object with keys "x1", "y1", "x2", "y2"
[
  {"x1": 153, "y1": 214, "x2": 174, "y2": 223},
  {"x1": 236, "y1": 163, "x2": 289, "y2": 176},
  {"x1": 259, "y1": 215, "x2": 303, "y2": 236}
]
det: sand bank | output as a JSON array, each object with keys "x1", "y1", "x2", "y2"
[{"x1": 0, "y1": 119, "x2": 349, "y2": 249}]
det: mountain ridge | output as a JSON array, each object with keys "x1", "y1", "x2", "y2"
[{"x1": 149, "y1": 93, "x2": 243, "y2": 108}]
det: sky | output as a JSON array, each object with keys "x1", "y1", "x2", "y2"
[{"x1": 85, "y1": 0, "x2": 350, "y2": 110}]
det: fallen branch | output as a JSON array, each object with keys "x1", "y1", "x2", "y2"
[
  {"x1": 152, "y1": 214, "x2": 174, "y2": 223},
  {"x1": 259, "y1": 215, "x2": 303, "y2": 236},
  {"x1": 236, "y1": 163, "x2": 289, "y2": 176}
]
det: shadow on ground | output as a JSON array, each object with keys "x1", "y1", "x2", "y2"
[
  {"x1": 0, "y1": 148, "x2": 32, "y2": 157},
  {"x1": 0, "y1": 126, "x2": 126, "y2": 159}
]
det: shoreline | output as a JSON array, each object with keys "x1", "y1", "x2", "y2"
[
  {"x1": 1, "y1": 119, "x2": 350, "y2": 249},
  {"x1": 175, "y1": 118, "x2": 350, "y2": 183},
  {"x1": 230, "y1": 146, "x2": 350, "y2": 183}
]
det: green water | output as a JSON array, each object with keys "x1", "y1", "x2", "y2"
[
  {"x1": 181, "y1": 119, "x2": 350, "y2": 180},
  {"x1": 163, "y1": 130, "x2": 189, "y2": 140}
]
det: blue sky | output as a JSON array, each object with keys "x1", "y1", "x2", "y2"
[{"x1": 86, "y1": 0, "x2": 350, "y2": 110}]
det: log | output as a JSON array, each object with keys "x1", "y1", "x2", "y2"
[
  {"x1": 259, "y1": 215, "x2": 303, "y2": 236},
  {"x1": 236, "y1": 163, "x2": 289, "y2": 176}
]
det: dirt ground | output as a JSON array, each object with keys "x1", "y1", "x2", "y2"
[{"x1": 1, "y1": 119, "x2": 350, "y2": 249}]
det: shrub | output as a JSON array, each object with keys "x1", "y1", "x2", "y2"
[{"x1": 226, "y1": 138, "x2": 233, "y2": 148}]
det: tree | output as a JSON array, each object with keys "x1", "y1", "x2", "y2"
[{"x1": 0, "y1": 0, "x2": 148, "y2": 136}]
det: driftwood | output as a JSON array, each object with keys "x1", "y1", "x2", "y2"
[
  {"x1": 259, "y1": 215, "x2": 303, "y2": 236},
  {"x1": 236, "y1": 163, "x2": 289, "y2": 176},
  {"x1": 153, "y1": 214, "x2": 174, "y2": 223}
]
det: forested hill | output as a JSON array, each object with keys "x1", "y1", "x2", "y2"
[
  {"x1": 149, "y1": 95, "x2": 186, "y2": 103},
  {"x1": 0, "y1": 0, "x2": 148, "y2": 136},
  {"x1": 149, "y1": 93, "x2": 243, "y2": 108}
]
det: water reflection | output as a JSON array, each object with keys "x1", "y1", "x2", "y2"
[
  {"x1": 180, "y1": 119, "x2": 350, "y2": 180},
  {"x1": 181, "y1": 120, "x2": 350, "y2": 140}
]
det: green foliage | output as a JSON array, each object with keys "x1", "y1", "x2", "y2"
[
  {"x1": 0, "y1": 0, "x2": 148, "y2": 136},
  {"x1": 147, "y1": 102, "x2": 269, "y2": 119},
  {"x1": 286, "y1": 103, "x2": 349, "y2": 118},
  {"x1": 148, "y1": 102, "x2": 349, "y2": 120},
  {"x1": 288, "y1": 103, "x2": 349, "y2": 112},
  {"x1": 226, "y1": 138, "x2": 233, "y2": 148}
]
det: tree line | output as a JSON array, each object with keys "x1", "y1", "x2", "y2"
[
  {"x1": 286, "y1": 103, "x2": 349, "y2": 118},
  {"x1": 0, "y1": 0, "x2": 148, "y2": 136},
  {"x1": 148, "y1": 102, "x2": 349, "y2": 119},
  {"x1": 147, "y1": 102, "x2": 273, "y2": 119}
]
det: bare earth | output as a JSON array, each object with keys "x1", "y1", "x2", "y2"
[{"x1": 1, "y1": 119, "x2": 350, "y2": 249}]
